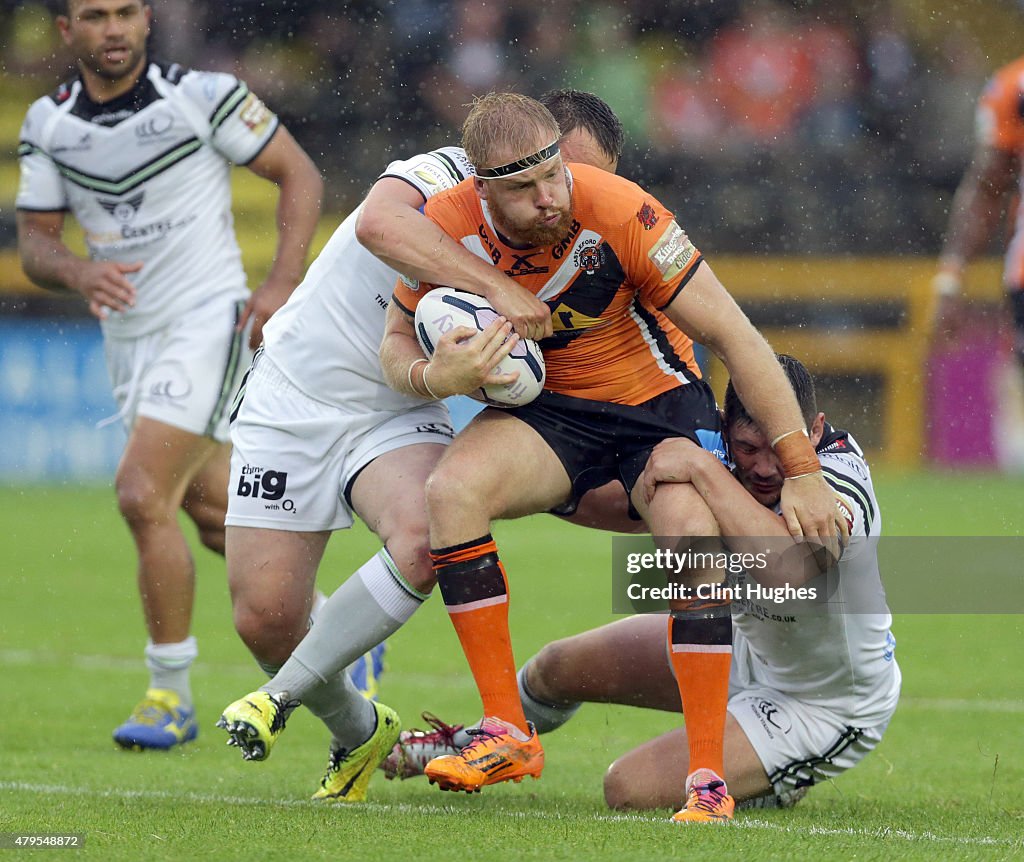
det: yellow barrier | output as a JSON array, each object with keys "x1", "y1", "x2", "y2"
[
  {"x1": 0, "y1": 233, "x2": 1007, "y2": 464},
  {"x1": 705, "y1": 256, "x2": 1005, "y2": 466}
]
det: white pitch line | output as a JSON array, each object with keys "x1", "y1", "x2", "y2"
[{"x1": 0, "y1": 781, "x2": 1018, "y2": 848}]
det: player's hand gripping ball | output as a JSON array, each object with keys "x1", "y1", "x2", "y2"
[{"x1": 414, "y1": 287, "x2": 546, "y2": 407}]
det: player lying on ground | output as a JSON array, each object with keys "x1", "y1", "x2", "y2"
[
  {"x1": 380, "y1": 93, "x2": 844, "y2": 821},
  {"x1": 383, "y1": 355, "x2": 900, "y2": 819},
  {"x1": 215, "y1": 90, "x2": 641, "y2": 802}
]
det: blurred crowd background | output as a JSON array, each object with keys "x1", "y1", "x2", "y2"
[{"x1": 4, "y1": 0, "x2": 1024, "y2": 255}]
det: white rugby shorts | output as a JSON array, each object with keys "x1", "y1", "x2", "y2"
[
  {"x1": 103, "y1": 294, "x2": 251, "y2": 442},
  {"x1": 226, "y1": 352, "x2": 453, "y2": 531},
  {"x1": 728, "y1": 630, "x2": 899, "y2": 802}
]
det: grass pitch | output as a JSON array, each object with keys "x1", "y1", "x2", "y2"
[{"x1": 2, "y1": 471, "x2": 1023, "y2": 860}]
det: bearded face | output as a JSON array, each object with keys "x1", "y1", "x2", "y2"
[{"x1": 477, "y1": 156, "x2": 574, "y2": 248}]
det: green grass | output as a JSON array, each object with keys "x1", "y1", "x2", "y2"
[{"x1": 1, "y1": 472, "x2": 1023, "y2": 860}]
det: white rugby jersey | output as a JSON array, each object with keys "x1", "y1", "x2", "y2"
[
  {"x1": 732, "y1": 426, "x2": 900, "y2": 726},
  {"x1": 17, "y1": 62, "x2": 279, "y2": 338},
  {"x1": 262, "y1": 146, "x2": 474, "y2": 411}
]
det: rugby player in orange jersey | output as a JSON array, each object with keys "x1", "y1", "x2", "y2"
[{"x1": 379, "y1": 93, "x2": 843, "y2": 821}]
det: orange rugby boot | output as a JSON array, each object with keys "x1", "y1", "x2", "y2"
[
  {"x1": 671, "y1": 768, "x2": 735, "y2": 824},
  {"x1": 424, "y1": 716, "x2": 544, "y2": 793}
]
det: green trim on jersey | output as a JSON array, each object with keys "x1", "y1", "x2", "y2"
[
  {"x1": 210, "y1": 83, "x2": 248, "y2": 132},
  {"x1": 51, "y1": 138, "x2": 203, "y2": 195}
]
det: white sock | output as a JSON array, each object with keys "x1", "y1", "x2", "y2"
[
  {"x1": 265, "y1": 549, "x2": 427, "y2": 745},
  {"x1": 145, "y1": 636, "x2": 197, "y2": 707},
  {"x1": 272, "y1": 549, "x2": 427, "y2": 696}
]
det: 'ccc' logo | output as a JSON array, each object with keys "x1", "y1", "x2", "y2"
[{"x1": 135, "y1": 113, "x2": 173, "y2": 138}]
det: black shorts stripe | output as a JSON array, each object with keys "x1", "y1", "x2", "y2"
[
  {"x1": 228, "y1": 345, "x2": 262, "y2": 423},
  {"x1": 768, "y1": 725, "x2": 864, "y2": 786},
  {"x1": 206, "y1": 301, "x2": 247, "y2": 436}
]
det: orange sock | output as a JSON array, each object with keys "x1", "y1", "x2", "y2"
[
  {"x1": 667, "y1": 605, "x2": 732, "y2": 780},
  {"x1": 432, "y1": 535, "x2": 528, "y2": 735}
]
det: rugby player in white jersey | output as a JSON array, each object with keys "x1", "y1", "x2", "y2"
[
  {"x1": 15, "y1": 0, "x2": 322, "y2": 751},
  {"x1": 385, "y1": 355, "x2": 900, "y2": 819},
  {"x1": 215, "y1": 92, "x2": 635, "y2": 801}
]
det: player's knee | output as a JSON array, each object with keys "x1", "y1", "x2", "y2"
[
  {"x1": 231, "y1": 594, "x2": 307, "y2": 664},
  {"x1": 182, "y1": 496, "x2": 226, "y2": 554},
  {"x1": 383, "y1": 529, "x2": 435, "y2": 594},
  {"x1": 603, "y1": 758, "x2": 642, "y2": 810},
  {"x1": 115, "y1": 468, "x2": 170, "y2": 527},
  {"x1": 424, "y1": 461, "x2": 490, "y2": 522},
  {"x1": 529, "y1": 638, "x2": 576, "y2": 702}
]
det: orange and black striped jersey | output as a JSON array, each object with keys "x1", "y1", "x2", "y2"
[
  {"x1": 976, "y1": 58, "x2": 1024, "y2": 289},
  {"x1": 392, "y1": 163, "x2": 704, "y2": 406}
]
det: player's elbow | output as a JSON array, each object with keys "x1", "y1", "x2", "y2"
[{"x1": 355, "y1": 204, "x2": 390, "y2": 256}]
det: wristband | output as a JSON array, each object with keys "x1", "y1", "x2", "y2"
[
  {"x1": 773, "y1": 429, "x2": 820, "y2": 479},
  {"x1": 770, "y1": 428, "x2": 808, "y2": 448},
  {"x1": 421, "y1": 363, "x2": 441, "y2": 400},
  {"x1": 407, "y1": 358, "x2": 429, "y2": 398}
]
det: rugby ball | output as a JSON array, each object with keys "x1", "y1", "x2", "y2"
[{"x1": 414, "y1": 287, "x2": 546, "y2": 407}]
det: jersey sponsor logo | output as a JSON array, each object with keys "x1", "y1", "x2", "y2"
[
  {"x1": 236, "y1": 464, "x2": 296, "y2": 513},
  {"x1": 98, "y1": 191, "x2": 145, "y2": 223},
  {"x1": 476, "y1": 224, "x2": 503, "y2": 265},
  {"x1": 649, "y1": 221, "x2": 696, "y2": 281},
  {"x1": 637, "y1": 201, "x2": 659, "y2": 230},
  {"x1": 92, "y1": 108, "x2": 136, "y2": 126},
  {"x1": 411, "y1": 161, "x2": 456, "y2": 191},
  {"x1": 505, "y1": 251, "x2": 549, "y2": 277},
  {"x1": 134, "y1": 111, "x2": 174, "y2": 142},
  {"x1": 550, "y1": 218, "x2": 582, "y2": 260},
  {"x1": 573, "y1": 241, "x2": 604, "y2": 275},
  {"x1": 84, "y1": 212, "x2": 198, "y2": 248},
  {"x1": 238, "y1": 93, "x2": 272, "y2": 135}
]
